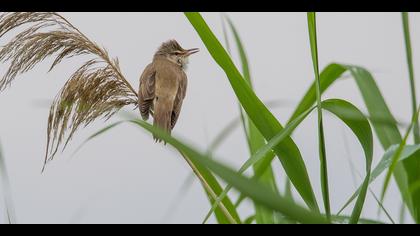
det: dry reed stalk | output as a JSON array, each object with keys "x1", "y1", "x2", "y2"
[{"x1": 0, "y1": 12, "x2": 138, "y2": 170}]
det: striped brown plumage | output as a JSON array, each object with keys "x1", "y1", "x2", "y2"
[{"x1": 138, "y1": 40, "x2": 197, "y2": 142}]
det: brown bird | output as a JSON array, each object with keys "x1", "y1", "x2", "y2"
[{"x1": 138, "y1": 40, "x2": 199, "y2": 142}]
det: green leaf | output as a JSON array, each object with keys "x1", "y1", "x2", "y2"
[
  {"x1": 289, "y1": 63, "x2": 347, "y2": 123},
  {"x1": 338, "y1": 144, "x2": 420, "y2": 217},
  {"x1": 204, "y1": 99, "x2": 372, "y2": 224},
  {"x1": 401, "y1": 12, "x2": 420, "y2": 144},
  {"x1": 322, "y1": 99, "x2": 373, "y2": 223},
  {"x1": 223, "y1": 14, "x2": 278, "y2": 224},
  {"x1": 71, "y1": 121, "x2": 126, "y2": 158},
  {"x1": 75, "y1": 122, "x2": 241, "y2": 224},
  {"x1": 206, "y1": 99, "x2": 289, "y2": 156},
  {"x1": 401, "y1": 13, "x2": 420, "y2": 223},
  {"x1": 346, "y1": 66, "x2": 415, "y2": 217},
  {"x1": 331, "y1": 215, "x2": 386, "y2": 224},
  {"x1": 381, "y1": 106, "x2": 420, "y2": 223},
  {"x1": 307, "y1": 12, "x2": 331, "y2": 220},
  {"x1": 184, "y1": 12, "x2": 319, "y2": 212},
  {"x1": 290, "y1": 63, "x2": 414, "y2": 218},
  {"x1": 129, "y1": 119, "x2": 329, "y2": 224},
  {"x1": 203, "y1": 105, "x2": 317, "y2": 224},
  {"x1": 244, "y1": 215, "x2": 256, "y2": 224}
]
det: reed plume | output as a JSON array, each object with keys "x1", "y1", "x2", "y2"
[{"x1": 0, "y1": 12, "x2": 138, "y2": 169}]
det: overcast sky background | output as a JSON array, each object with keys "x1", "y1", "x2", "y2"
[{"x1": 0, "y1": 12, "x2": 418, "y2": 223}]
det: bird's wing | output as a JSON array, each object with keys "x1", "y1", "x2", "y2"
[
  {"x1": 153, "y1": 62, "x2": 180, "y2": 142},
  {"x1": 138, "y1": 63, "x2": 156, "y2": 120},
  {"x1": 171, "y1": 71, "x2": 188, "y2": 130}
]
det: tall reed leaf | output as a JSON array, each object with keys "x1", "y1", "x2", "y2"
[
  {"x1": 307, "y1": 12, "x2": 330, "y2": 219},
  {"x1": 184, "y1": 12, "x2": 319, "y2": 212},
  {"x1": 322, "y1": 99, "x2": 373, "y2": 223},
  {"x1": 80, "y1": 100, "x2": 286, "y2": 224},
  {"x1": 79, "y1": 118, "x2": 328, "y2": 223},
  {"x1": 204, "y1": 99, "x2": 373, "y2": 224},
  {"x1": 381, "y1": 106, "x2": 420, "y2": 222},
  {"x1": 401, "y1": 14, "x2": 420, "y2": 222},
  {"x1": 203, "y1": 105, "x2": 317, "y2": 224},
  {"x1": 206, "y1": 100, "x2": 287, "y2": 155},
  {"x1": 73, "y1": 122, "x2": 241, "y2": 224},
  {"x1": 290, "y1": 63, "x2": 414, "y2": 218},
  {"x1": 331, "y1": 215, "x2": 386, "y2": 224},
  {"x1": 401, "y1": 12, "x2": 420, "y2": 144},
  {"x1": 223, "y1": 14, "x2": 278, "y2": 224},
  {"x1": 128, "y1": 119, "x2": 328, "y2": 224},
  {"x1": 338, "y1": 144, "x2": 420, "y2": 219}
]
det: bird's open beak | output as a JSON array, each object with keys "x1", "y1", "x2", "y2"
[{"x1": 184, "y1": 48, "x2": 199, "y2": 56}]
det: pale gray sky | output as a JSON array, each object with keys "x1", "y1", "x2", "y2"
[{"x1": 0, "y1": 12, "x2": 418, "y2": 223}]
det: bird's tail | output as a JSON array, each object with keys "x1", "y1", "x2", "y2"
[{"x1": 153, "y1": 97, "x2": 173, "y2": 144}]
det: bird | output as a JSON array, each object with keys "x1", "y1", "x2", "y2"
[{"x1": 138, "y1": 40, "x2": 199, "y2": 142}]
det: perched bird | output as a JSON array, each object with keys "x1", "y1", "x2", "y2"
[{"x1": 138, "y1": 40, "x2": 199, "y2": 142}]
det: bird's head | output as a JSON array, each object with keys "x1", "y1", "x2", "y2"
[{"x1": 154, "y1": 40, "x2": 199, "y2": 69}]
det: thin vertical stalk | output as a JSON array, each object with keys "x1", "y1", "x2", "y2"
[
  {"x1": 402, "y1": 12, "x2": 420, "y2": 144},
  {"x1": 223, "y1": 14, "x2": 279, "y2": 224},
  {"x1": 307, "y1": 12, "x2": 331, "y2": 220},
  {"x1": 220, "y1": 13, "x2": 250, "y2": 147},
  {"x1": 381, "y1": 105, "x2": 420, "y2": 213},
  {"x1": 178, "y1": 150, "x2": 238, "y2": 224}
]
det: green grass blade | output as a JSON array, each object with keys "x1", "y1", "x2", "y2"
[
  {"x1": 70, "y1": 117, "x2": 239, "y2": 222},
  {"x1": 401, "y1": 12, "x2": 420, "y2": 144},
  {"x1": 202, "y1": 106, "x2": 317, "y2": 224},
  {"x1": 75, "y1": 121, "x2": 241, "y2": 224},
  {"x1": 184, "y1": 12, "x2": 319, "y2": 212},
  {"x1": 331, "y1": 215, "x2": 386, "y2": 224},
  {"x1": 346, "y1": 66, "x2": 403, "y2": 146},
  {"x1": 207, "y1": 99, "x2": 287, "y2": 156},
  {"x1": 290, "y1": 63, "x2": 414, "y2": 217},
  {"x1": 342, "y1": 131, "x2": 395, "y2": 224},
  {"x1": 347, "y1": 66, "x2": 415, "y2": 217},
  {"x1": 338, "y1": 144, "x2": 420, "y2": 216},
  {"x1": 399, "y1": 203, "x2": 406, "y2": 224},
  {"x1": 289, "y1": 64, "x2": 402, "y2": 148},
  {"x1": 369, "y1": 188, "x2": 395, "y2": 224},
  {"x1": 307, "y1": 12, "x2": 330, "y2": 219},
  {"x1": 220, "y1": 13, "x2": 250, "y2": 153},
  {"x1": 223, "y1": 14, "x2": 279, "y2": 224},
  {"x1": 71, "y1": 121, "x2": 126, "y2": 158},
  {"x1": 129, "y1": 119, "x2": 328, "y2": 224},
  {"x1": 0, "y1": 141, "x2": 16, "y2": 224},
  {"x1": 244, "y1": 215, "x2": 256, "y2": 224},
  {"x1": 82, "y1": 100, "x2": 287, "y2": 224},
  {"x1": 227, "y1": 100, "x2": 380, "y2": 223},
  {"x1": 284, "y1": 179, "x2": 295, "y2": 203},
  {"x1": 401, "y1": 13, "x2": 420, "y2": 223},
  {"x1": 224, "y1": 15, "x2": 251, "y2": 86},
  {"x1": 402, "y1": 150, "x2": 420, "y2": 223},
  {"x1": 289, "y1": 63, "x2": 347, "y2": 122},
  {"x1": 205, "y1": 99, "x2": 370, "y2": 223},
  {"x1": 381, "y1": 106, "x2": 420, "y2": 222},
  {"x1": 322, "y1": 99, "x2": 373, "y2": 224},
  {"x1": 161, "y1": 173, "x2": 195, "y2": 223}
]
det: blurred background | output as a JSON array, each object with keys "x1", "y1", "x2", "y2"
[{"x1": 0, "y1": 12, "x2": 418, "y2": 223}]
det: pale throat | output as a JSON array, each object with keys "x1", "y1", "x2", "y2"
[
  {"x1": 179, "y1": 57, "x2": 189, "y2": 70},
  {"x1": 166, "y1": 55, "x2": 189, "y2": 71}
]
